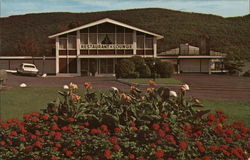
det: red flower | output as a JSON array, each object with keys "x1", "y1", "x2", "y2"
[
  {"x1": 53, "y1": 115, "x2": 58, "y2": 121},
  {"x1": 100, "y1": 125, "x2": 108, "y2": 132},
  {"x1": 11, "y1": 131, "x2": 17, "y2": 136},
  {"x1": 161, "y1": 113, "x2": 167, "y2": 119},
  {"x1": 31, "y1": 117, "x2": 39, "y2": 122},
  {"x1": 202, "y1": 156, "x2": 212, "y2": 160},
  {"x1": 19, "y1": 136, "x2": 26, "y2": 141},
  {"x1": 51, "y1": 157, "x2": 58, "y2": 160},
  {"x1": 130, "y1": 122, "x2": 136, "y2": 127},
  {"x1": 108, "y1": 136, "x2": 118, "y2": 144},
  {"x1": 62, "y1": 126, "x2": 68, "y2": 131},
  {"x1": 167, "y1": 158, "x2": 174, "y2": 160},
  {"x1": 91, "y1": 128, "x2": 101, "y2": 134},
  {"x1": 207, "y1": 114, "x2": 215, "y2": 121},
  {"x1": 83, "y1": 155, "x2": 93, "y2": 160},
  {"x1": 42, "y1": 114, "x2": 49, "y2": 120},
  {"x1": 52, "y1": 124, "x2": 59, "y2": 130},
  {"x1": 55, "y1": 143, "x2": 61, "y2": 148},
  {"x1": 79, "y1": 126, "x2": 85, "y2": 129},
  {"x1": 113, "y1": 144, "x2": 121, "y2": 150},
  {"x1": 162, "y1": 123, "x2": 170, "y2": 132},
  {"x1": 83, "y1": 122, "x2": 89, "y2": 126},
  {"x1": 11, "y1": 148, "x2": 17, "y2": 152},
  {"x1": 0, "y1": 141, "x2": 6, "y2": 146},
  {"x1": 67, "y1": 117, "x2": 75, "y2": 123},
  {"x1": 25, "y1": 145, "x2": 33, "y2": 152},
  {"x1": 196, "y1": 141, "x2": 205, "y2": 153},
  {"x1": 131, "y1": 127, "x2": 138, "y2": 132},
  {"x1": 155, "y1": 149, "x2": 164, "y2": 158},
  {"x1": 34, "y1": 141, "x2": 43, "y2": 148},
  {"x1": 179, "y1": 141, "x2": 187, "y2": 151},
  {"x1": 129, "y1": 153, "x2": 135, "y2": 159},
  {"x1": 152, "y1": 123, "x2": 160, "y2": 131},
  {"x1": 158, "y1": 129, "x2": 165, "y2": 137},
  {"x1": 156, "y1": 140, "x2": 162, "y2": 145},
  {"x1": 209, "y1": 145, "x2": 218, "y2": 152},
  {"x1": 104, "y1": 150, "x2": 112, "y2": 159},
  {"x1": 65, "y1": 150, "x2": 73, "y2": 157},
  {"x1": 114, "y1": 128, "x2": 121, "y2": 133},
  {"x1": 75, "y1": 140, "x2": 81, "y2": 146}
]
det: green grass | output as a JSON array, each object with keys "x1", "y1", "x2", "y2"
[
  {"x1": 1, "y1": 87, "x2": 249, "y2": 128},
  {"x1": 202, "y1": 99, "x2": 250, "y2": 127},
  {"x1": 121, "y1": 78, "x2": 182, "y2": 85}
]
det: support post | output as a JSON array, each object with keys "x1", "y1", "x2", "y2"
[
  {"x1": 133, "y1": 30, "x2": 136, "y2": 55},
  {"x1": 153, "y1": 37, "x2": 157, "y2": 58},
  {"x1": 77, "y1": 30, "x2": 81, "y2": 75},
  {"x1": 55, "y1": 37, "x2": 59, "y2": 75}
]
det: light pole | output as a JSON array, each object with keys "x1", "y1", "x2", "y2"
[{"x1": 153, "y1": 60, "x2": 156, "y2": 81}]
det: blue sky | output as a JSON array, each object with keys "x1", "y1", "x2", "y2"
[{"x1": 1, "y1": 0, "x2": 249, "y2": 17}]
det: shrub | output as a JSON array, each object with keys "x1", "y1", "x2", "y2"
[
  {"x1": 0, "y1": 83, "x2": 249, "y2": 160},
  {"x1": 0, "y1": 70, "x2": 7, "y2": 86},
  {"x1": 156, "y1": 61, "x2": 174, "y2": 78},
  {"x1": 138, "y1": 64, "x2": 151, "y2": 78},
  {"x1": 89, "y1": 60, "x2": 97, "y2": 76},
  {"x1": 128, "y1": 72, "x2": 139, "y2": 78},
  {"x1": 243, "y1": 70, "x2": 250, "y2": 77},
  {"x1": 115, "y1": 59, "x2": 135, "y2": 78}
]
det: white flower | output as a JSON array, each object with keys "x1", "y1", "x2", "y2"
[
  {"x1": 169, "y1": 91, "x2": 177, "y2": 97},
  {"x1": 20, "y1": 83, "x2": 27, "y2": 88},
  {"x1": 111, "y1": 87, "x2": 118, "y2": 92},
  {"x1": 181, "y1": 84, "x2": 190, "y2": 91},
  {"x1": 63, "y1": 85, "x2": 69, "y2": 89},
  {"x1": 41, "y1": 74, "x2": 47, "y2": 77}
]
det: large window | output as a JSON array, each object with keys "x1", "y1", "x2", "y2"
[
  {"x1": 100, "y1": 59, "x2": 114, "y2": 74},
  {"x1": 145, "y1": 37, "x2": 153, "y2": 49},
  {"x1": 68, "y1": 36, "x2": 76, "y2": 49},
  {"x1": 89, "y1": 33, "x2": 97, "y2": 44},
  {"x1": 137, "y1": 35, "x2": 144, "y2": 49},
  {"x1": 125, "y1": 33, "x2": 133, "y2": 44},
  {"x1": 116, "y1": 33, "x2": 124, "y2": 44},
  {"x1": 59, "y1": 38, "x2": 67, "y2": 49},
  {"x1": 80, "y1": 33, "x2": 88, "y2": 44}
]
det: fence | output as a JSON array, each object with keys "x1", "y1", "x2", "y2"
[{"x1": 0, "y1": 56, "x2": 56, "y2": 74}]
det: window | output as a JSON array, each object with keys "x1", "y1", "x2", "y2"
[
  {"x1": 89, "y1": 33, "x2": 97, "y2": 44},
  {"x1": 68, "y1": 36, "x2": 76, "y2": 49},
  {"x1": 125, "y1": 33, "x2": 133, "y2": 44},
  {"x1": 145, "y1": 38, "x2": 153, "y2": 48},
  {"x1": 137, "y1": 35, "x2": 144, "y2": 48},
  {"x1": 59, "y1": 38, "x2": 67, "y2": 49},
  {"x1": 80, "y1": 33, "x2": 88, "y2": 44},
  {"x1": 116, "y1": 33, "x2": 124, "y2": 44}
]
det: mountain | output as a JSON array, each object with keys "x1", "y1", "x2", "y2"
[{"x1": 0, "y1": 8, "x2": 249, "y2": 58}]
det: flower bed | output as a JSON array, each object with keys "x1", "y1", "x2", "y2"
[{"x1": 0, "y1": 82, "x2": 249, "y2": 160}]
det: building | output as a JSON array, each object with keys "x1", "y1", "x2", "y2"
[
  {"x1": 49, "y1": 18, "x2": 163, "y2": 76},
  {"x1": 158, "y1": 42, "x2": 226, "y2": 74}
]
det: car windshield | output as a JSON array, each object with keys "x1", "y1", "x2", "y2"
[{"x1": 24, "y1": 65, "x2": 35, "y2": 68}]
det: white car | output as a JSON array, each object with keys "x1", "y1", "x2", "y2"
[{"x1": 17, "y1": 63, "x2": 39, "y2": 76}]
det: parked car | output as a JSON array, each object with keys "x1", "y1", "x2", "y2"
[{"x1": 17, "y1": 63, "x2": 39, "y2": 76}]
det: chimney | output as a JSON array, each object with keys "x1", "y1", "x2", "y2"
[{"x1": 199, "y1": 35, "x2": 210, "y2": 55}]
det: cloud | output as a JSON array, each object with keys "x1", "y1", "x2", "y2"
[{"x1": 0, "y1": 0, "x2": 249, "y2": 17}]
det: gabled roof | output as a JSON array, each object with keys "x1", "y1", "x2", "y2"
[{"x1": 49, "y1": 18, "x2": 164, "y2": 39}]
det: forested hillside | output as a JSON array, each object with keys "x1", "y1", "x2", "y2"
[{"x1": 0, "y1": 8, "x2": 249, "y2": 57}]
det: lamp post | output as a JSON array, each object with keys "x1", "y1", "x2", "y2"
[{"x1": 153, "y1": 60, "x2": 156, "y2": 81}]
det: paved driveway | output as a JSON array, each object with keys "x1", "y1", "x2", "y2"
[
  {"x1": 4, "y1": 74, "x2": 129, "y2": 90},
  {"x1": 174, "y1": 74, "x2": 250, "y2": 100},
  {"x1": 3, "y1": 73, "x2": 250, "y2": 100}
]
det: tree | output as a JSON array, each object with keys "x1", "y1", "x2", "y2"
[
  {"x1": 16, "y1": 36, "x2": 39, "y2": 62},
  {"x1": 115, "y1": 59, "x2": 135, "y2": 78},
  {"x1": 224, "y1": 54, "x2": 245, "y2": 75}
]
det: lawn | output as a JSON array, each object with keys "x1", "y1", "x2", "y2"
[
  {"x1": 0, "y1": 87, "x2": 250, "y2": 127},
  {"x1": 121, "y1": 78, "x2": 182, "y2": 85}
]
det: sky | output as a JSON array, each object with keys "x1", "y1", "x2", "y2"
[{"x1": 0, "y1": 0, "x2": 249, "y2": 18}]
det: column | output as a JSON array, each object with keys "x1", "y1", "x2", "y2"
[
  {"x1": 133, "y1": 30, "x2": 136, "y2": 55},
  {"x1": 153, "y1": 37, "x2": 157, "y2": 57},
  {"x1": 55, "y1": 37, "x2": 59, "y2": 75},
  {"x1": 208, "y1": 59, "x2": 211, "y2": 74},
  {"x1": 77, "y1": 30, "x2": 81, "y2": 75}
]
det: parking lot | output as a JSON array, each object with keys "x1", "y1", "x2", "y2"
[{"x1": 3, "y1": 73, "x2": 250, "y2": 100}]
